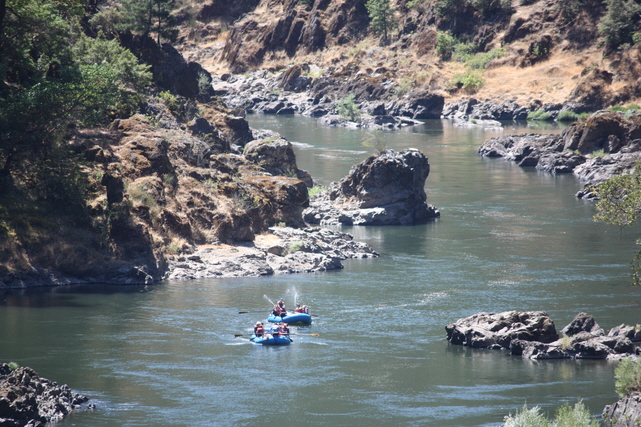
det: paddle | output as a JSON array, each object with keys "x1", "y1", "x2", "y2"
[{"x1": 238, "y1": 310, "x2": 262, "y2": 314}]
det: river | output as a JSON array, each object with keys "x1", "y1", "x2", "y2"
[{"x1": 1, "y1": 116, "x2": 640, "y2": 426}]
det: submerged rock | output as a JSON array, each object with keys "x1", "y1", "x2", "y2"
[{"x1": 304, "y1": 149, "x2": 440, "y2": 225}]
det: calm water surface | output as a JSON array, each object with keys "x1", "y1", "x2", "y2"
[{"x1": 1, "y1": 116, "x2": 640, "y2": 427}]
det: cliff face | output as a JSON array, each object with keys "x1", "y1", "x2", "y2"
[
  {"x1": 176, "y1": 0, "x2": 641, "y2": 109},
  {"x1": 0, "y1": 98, "x2": 313, "y2": 288}
]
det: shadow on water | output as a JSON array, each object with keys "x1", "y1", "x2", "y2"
[{"x1": 0, "y1": 283, "x2": 154, "y2": 308}]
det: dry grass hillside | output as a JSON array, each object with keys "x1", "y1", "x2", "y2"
[{"x1": 173, "y1": 0, "x2": 641, "y2": 109}]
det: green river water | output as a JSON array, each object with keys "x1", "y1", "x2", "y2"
[{"x1": 1, "y1": 115, "x2": 640, "y2": 426}]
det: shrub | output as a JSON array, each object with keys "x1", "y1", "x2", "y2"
[
  {"x1": 289, "y1": 241, "x2": 304, "y2": 253},
  {"x1": 554, "y1": 400, "x2": 599, "y2": 427},
  {"x1": 337, "y1": 94, "x2": 362, "y2": 122},
  {"x1": 436, "y1": 31, "x2": 458, "y2": 61},
  {"x1": 504, "y1": 404, "x2": 549, "y2": 427},
  {"x1": 308, "y1": 185, "x2": 326, "y2": 197},
  {"x1": 450, "y1": 72, "x2": 484, "y2": 93},
  {"x1": 615, "y1": 357, "x2": 641, "y2": 397},
  {"x1": 588, "y1": 148, "x2": 607, "y2": 158},
  {"x1": 8, "y1": 362, "x2": 19, "y2": 371},
  {"x1": 527, "y1": 110, "x2": 554, "y2": 121},
  {"x1": 556, "y1": 110, "x2": 580, "y2": 122},
  {"x1": 466, "y1": 47, "x2": 506, "y2": 69},
  {"x1": 159, "y1": 90, "x2": 179, "y2": 111},
  {"x1": 453, "y1": 42, "x2": 478, "y2": 62}
]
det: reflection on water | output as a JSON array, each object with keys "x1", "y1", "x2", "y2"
[{"x1": 0, "y1": 116, "x2": 639, "y2": 427}]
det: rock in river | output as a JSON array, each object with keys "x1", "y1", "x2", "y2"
[{"x1": 304, "y1": 149, "x2": 440, "y2": 225}]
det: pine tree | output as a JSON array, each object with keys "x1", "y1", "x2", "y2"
[
  {"x1": 365, "y1": 0, "x2": 397, "y2": 44},
  {"x1": 118, "y1": 0, "x2": 178, "y2": 45}
]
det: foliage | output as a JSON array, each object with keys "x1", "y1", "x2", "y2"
[
  {"x1": 337, "y1": 94, "x2": 362, "y2": 122},
  {"x1": 453, "y1": 42, "x2": 478, "y2": 62},
  {"x1": 593, "y1": 161, "x2": 641, "y2": 284},
  {"x1": 92, "y1": 0, "x2": 179, "y2": 44},
  {"x1": 450, "y1": 72, "x2": 484, "y2": 93},
  {"x1": 503, "y1": 401, "x2": 598, "y2": 427},
  {"x1": 8, "y1": 362, "x2": 19, "y2": 371},
  {"x1": 614, "y1": 357, "x2": 641, "y2": 397},
  {"x1": 436, "y1": 31, "x2": 458, "y2": 60},
  {"x1": 527, "y1": 110, "x2": 554, "y2": 121},
  {"x1": 0, "y1": 0, "x2": 152, "y2": 176},
  {"x1": 365, "y1": 0, "x2": 397, "y2": 43},
  {"x1": 503, "y1": 405, "x2": 549, "y2": 427},
  {"x1": 587, "y1": 148, "x2": 607, "y2": 158},
  {"x1": 437, "y1": 0, "x2": 511, "y2": 19},
  {"x1": 599, "y1": 0, "x2": 641, "y2": 53},
  {"x1": 553, "y1": 401, "x2": 600, "y2": 427},
  {"x1": 362, "y1": 130, "x2": 388, "y2": 153},
  {"x1": 308, "y1": 185, "x2": 326, "y2": 197},
  {"x1": 556, "y1": 110, "x2": 580, "y2": 122},
  {"x1": 159, "y1": 90, "x2": 179, "y2": 111},
  {"x1": 466, "y1": 47, "x2": 506, "y2": 69},
  {"x1": 289, "y1": 241, "x2": 304, "y2": 253}
]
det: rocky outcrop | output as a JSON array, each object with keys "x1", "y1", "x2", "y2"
[
  {"x1": 165, "y1": 225, "x2": 378, "y2": 279},
  {"x1": 603, "y1": 392, "x2": 641, "y2": 427},
  {"x1": 0, "y1": 363, "x2": 89, "y2": 427},
  {"x1": 446, "y1": 311, "x2": 641, "y2": 360},
  {"x1": 477, "y1": 111, "x2": 641, "y2": 197},
  {"x1": 304, "y1": 149, "x2": 440, "y2": 225},
  {"x1": 445, "y1": 311, "x2": 559, "y2": 350}
]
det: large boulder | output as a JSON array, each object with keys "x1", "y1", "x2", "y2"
[
  {"x1": 445, "y1": 311, "x2": 559, "y2": 350},
  {"x1": 304, "y1": 149, "x2": 440, "y2": 225},
  {"x1": 561, "y1": 312, "x2": 605, "y2": 336}
]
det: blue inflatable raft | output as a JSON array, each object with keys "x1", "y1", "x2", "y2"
[
  {"x1": 250, "y1": 329, "x2": 292, "y2": 346},
  {"x1": 268, "y1": 312, "x2": 312, "y2": 325}
]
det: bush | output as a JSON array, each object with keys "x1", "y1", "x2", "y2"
[
  {"x1": 615, "y1": 357, "x2": 641, "y2": 397},
  {"x1": 337, "y1": 94, "x2": 361, "y2": 122},
  {"x1": 466, "y1": 47, "x2": 506, "y2": 69},
  {"x1": 450, "y1": 72, "x2": 484, "y2": 93},
  {"x1": 308, "y1": 185, "x2": 326, "y2": 197},
  {"x1": 527, "y1": 110, "x2": 554, "y2": 121},
  {"x1": 436, "y1": 31, "x2": 458, "y2": 61},
  {"x1": 504, "y1": 401, "x2": 598, "y2": 427},
  {"x1": 554, "y1": 401, "x2": 599, "y2": 427},
  {"x1": 556, "y1": 110, "x2": 580, "y2": 122},
  {"x1": 504, "y1": 405, "x2": 549, "y2": 427}
]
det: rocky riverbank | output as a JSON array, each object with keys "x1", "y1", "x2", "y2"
[
  {"x1": 165, "y1": 225, "x2": 378, "y2": 280},
  {"x1": 212, "y1": 68, "x2": 444, "y2": 129},
  {"x1": 478, "y1": 110, "x2": 641, "y2": 198},
  {"x1": 0, "y1": 363, "x2": 89, "y2": 427}
]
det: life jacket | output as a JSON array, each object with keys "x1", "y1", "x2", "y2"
[{"x1": 255, "y1": 325, "x2": 264, "y2": 335}]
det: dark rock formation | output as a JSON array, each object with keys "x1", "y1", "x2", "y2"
[
  {"x1": 445, "y1": 311, "x2": 559, "y2": 350},
  {"x1": 603, "y1": 392, "x2": 641, "y2": 427},
  {"x1": 0, "y1": 363, "x2": 89, "y2": 427},
  {"x1": 304, "y1": 149, "x2": 440, "y2": 225},
  {"x1": 477, "y1": 111, "x2": 641, "y2": 197},
  {"x1": 446, "y1": 311, "x2": 641, "y2": 360}
]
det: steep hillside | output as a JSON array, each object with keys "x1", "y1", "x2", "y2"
[{"x1": 174, "y1": 0, "x2": 641, "y2": 110}]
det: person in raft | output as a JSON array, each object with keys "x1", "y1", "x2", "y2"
[
  {"x1": 272, "y1": 299, "x2": 287, "y2": 317},
  {"x1": 279, "y1": 322, "x2": 290, "y2": 336},
  {"x1": 294, "y1": 304, "x2": 309, "y2": 314},
  {"x1": 254, "y1": 322, "x2": 265, "y2": 337}
]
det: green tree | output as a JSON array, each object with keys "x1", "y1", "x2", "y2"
[
  {"x1": 117, "y1": 0, "x2": 178, "y2": 44},
  {"x1": 599, "y1": 0, "x2": 641, "y2": 53},
  {"x1": 614, "y1": 356, "x2": 641, "y2": 397},
  {"x1": 593, "y1": 161, "x2": 641, "y2": 284},
  {"x1": 365, "y1": 0, "x2": 397, "y2": 44}
]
